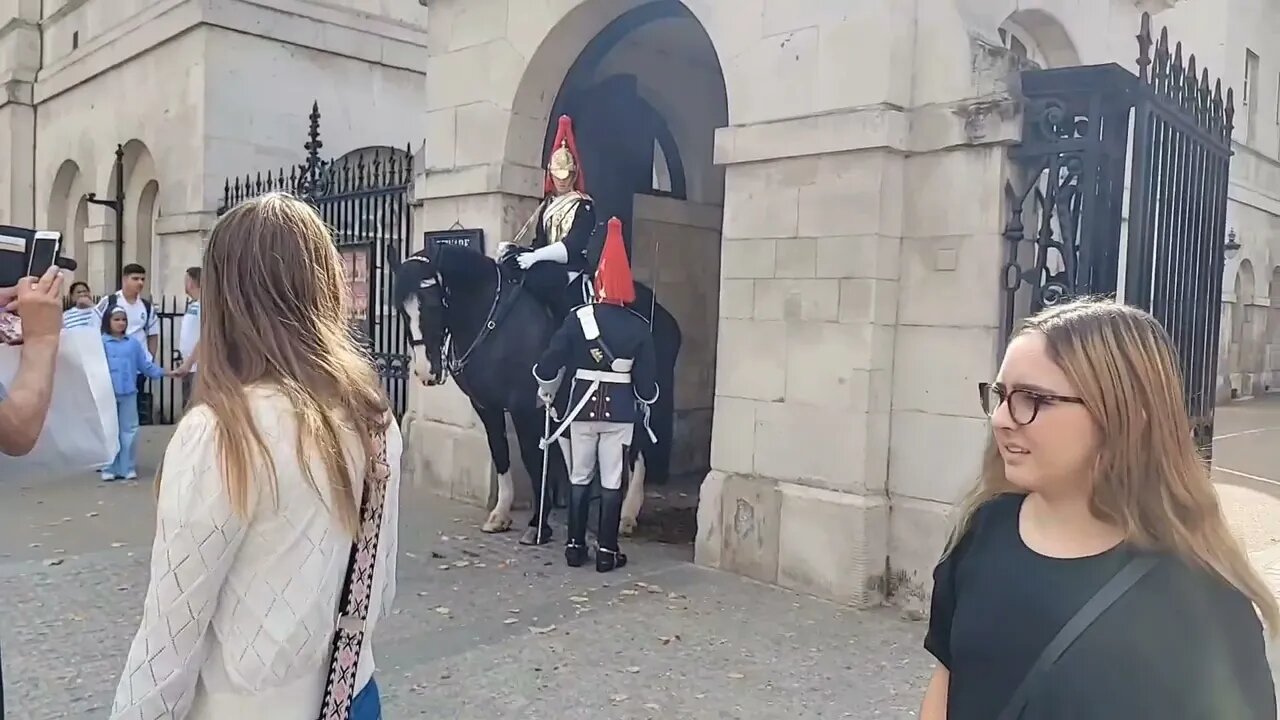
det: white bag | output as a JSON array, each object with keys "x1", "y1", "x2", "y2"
[{"x1": 0, "y1": 328, "x2": 119, "y2": 481}]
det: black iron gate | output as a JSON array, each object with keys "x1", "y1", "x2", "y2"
[
  {"x1": 1002, "y1": 12, "x2": 1234, "y2": 453},
  {"x1": 218, "y1": 104, "x2": 414, "y2": 418}
]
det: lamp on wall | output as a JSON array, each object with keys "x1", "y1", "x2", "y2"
[
  {"x1": 1224, "y1": 227, "x2": 1241, "y2": 260},
  {"x1": 86, "y1": 143, "x2": 126, "y2": 287}
]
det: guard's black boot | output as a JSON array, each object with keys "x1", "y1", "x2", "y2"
[
  {"x1": 565, "y1": 484, "x2": 592, "y2": 568},
  {"x1": 596, "y1": 487, "x2": 628, "y2": 573}
]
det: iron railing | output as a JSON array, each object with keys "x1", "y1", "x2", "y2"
[
  {"x1": 1002, "y1": 12, "x2": 1234, "y2": 452},
  {"x1": 218, "y1": 103, "x2": 415, "y2": 419}
]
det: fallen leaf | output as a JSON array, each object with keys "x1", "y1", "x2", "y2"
[
  {"x1": 42, "y1": 558, "x2": 64, "y2": 567},
  {"x1": 610, "y1": 694, "x2": 629, "y2": 704},
  {"x1": 529, "y1": 625, "x2": 557, "y2": 635},
  {"x1": 404, "y1": 552, "x2": 417, "y2": 559},
  {"x1": 569, "y1": 596, "x2": 589, "y2": 603},
  {"x1": 110, "y1": 542, "x2": 126, "y2": 548},
  {"x1": 452, "y1": 560, "x2": 471, "y2": 568},
  {"x1": 645, "y1": 585, "x2": 663, "y2": 594},
  {"x1": 643, "y1": 703, "x2": 661, "y2": 711},
  {"x1": 85, "y1": 512, "x2": 99, "y2": 518},
  {"x1": 619, "y1": 589, "x2": 639, "y2": 597},
  {"x1": 503, "y1": 618, "x2": 519, "y2": 625},
  {"x1": 624, "y1": 666, "x2": 641, "y2": 674},
  {"x1": 431, "y1": 551, "x2": 446, "y2": 559},
  {"x1": 433, "y1": 607, "x2": 451, "y2": 615},
  {"x1": 727, "y1": 672, "x2": 745, "y2": 679},
  {"x1": 437, "y1": 565, "x2": 451, "y2": 571}
]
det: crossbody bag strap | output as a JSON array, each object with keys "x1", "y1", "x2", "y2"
[
  {"x1": 318, "y1": 429, "x2": 391, "y2": 720},
  {"x1": 996, "y1": 554, "x2": 1159, "y2": 720}
]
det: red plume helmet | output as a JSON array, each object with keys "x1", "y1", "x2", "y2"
[
  {"x1": 544, "y1": 114, "x2": 586, "y2": 195},
  {"x1": 594, "y1": 217, "x2": 636, "y2": 306}
]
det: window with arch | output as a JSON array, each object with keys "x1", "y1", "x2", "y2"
[{"x1": 998, "y1": 21, "x2": 1048, "y2": 69}]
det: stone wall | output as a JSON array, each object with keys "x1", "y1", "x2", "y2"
[
  {"x1": 406, "y1": 0, "x2": 1178, "y2": 612},
  {"x1": 6, "y1": 0, "x2": 427, "y2": 296},
  {"x1": 630, "y1": 194, "x2": 721, "y2": 479}
]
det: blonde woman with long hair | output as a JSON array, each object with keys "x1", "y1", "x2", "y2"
[
  {"x1": 109, "y1": 193, "x2": 401, "y2": 720},
  {"x1": 921, "y1": 299, "x2": 1276, "y2": 720}
]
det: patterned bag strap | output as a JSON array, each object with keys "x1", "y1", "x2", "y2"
[{"x1": 318, "y1": 429, "x2": 391, "y2": 720}]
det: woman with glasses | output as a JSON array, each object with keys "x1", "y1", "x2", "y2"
[{"x1": 920, "y1": 299, "x2": 1276, "y2": 720}]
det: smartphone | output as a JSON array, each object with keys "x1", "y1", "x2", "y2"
[{"x1": 27, "y1": 230, "x2": 61, "y2": 277}]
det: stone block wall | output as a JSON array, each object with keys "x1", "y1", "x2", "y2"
[{"x1": 630, "y1": 194, "x2": 722, "y2": 478}]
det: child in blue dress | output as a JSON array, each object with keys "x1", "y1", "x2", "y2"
[{"x1": 101, "y1": 307, "x2": 169, "y2": 481}]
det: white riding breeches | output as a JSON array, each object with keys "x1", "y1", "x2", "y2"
[{"x1": 569, "y1": 421, "x2": 633, "y2": 490}]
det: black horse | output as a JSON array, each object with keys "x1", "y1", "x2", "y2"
[{"x1": 391, "y1": 241, "x2": 681, "y2": 544}]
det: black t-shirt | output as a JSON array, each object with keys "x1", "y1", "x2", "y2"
[{"x1": 925, "y1": 493, "x2": 1275, "y2": 720}]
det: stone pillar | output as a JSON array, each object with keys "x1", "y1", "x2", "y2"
[
  {"x1": 695, "y1": 116, "x2": 903, "y2": 607},
  {"x1": 83, "y1": 208, "x2": 118, "y2": 292},
  {"x1": 153, "y1": 211, "x2": 216, "y2": 298},
  {"x1": 0, "y1": 3, "x2": 39, "y2": 226}
]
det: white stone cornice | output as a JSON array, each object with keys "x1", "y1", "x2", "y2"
[{"x1": 34, "y1": 0, "x2": 429, "y2": 105}]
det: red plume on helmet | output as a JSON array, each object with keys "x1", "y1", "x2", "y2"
[
  {"x1": 544, "y1": 114, "x2": 586, "y2": 195},
  {"x1": 594, "y1": 217, "x2": 636, "y2": 306}
]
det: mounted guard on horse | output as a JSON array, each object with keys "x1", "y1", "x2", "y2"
[
  {"x1": 392, "y1": 112, "x2": 681, "y2": 552},
  {"x1": 503, "y1": 115, "x2": 598, "y2": 322}
]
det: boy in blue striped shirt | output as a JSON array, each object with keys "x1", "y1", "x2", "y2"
[{"x1": 61, "y1": 281, "x2": 99, "y2": 331}]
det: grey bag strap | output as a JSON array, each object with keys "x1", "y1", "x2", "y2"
[{"x1": 996, "y1": 554, "x2": 1159, "y2": 720}]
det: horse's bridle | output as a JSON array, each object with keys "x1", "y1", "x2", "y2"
[{"x1": 403, "y1": 255, "x2": 511, "y2": 388}]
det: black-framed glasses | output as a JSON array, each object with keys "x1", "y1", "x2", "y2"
[{"x1": 978, "y1": 382, "x2": 1085, "y2": 426}]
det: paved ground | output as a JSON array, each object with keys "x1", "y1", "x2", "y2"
[{"x1": 1, "y1": 396, "x2": 1279, "y2": 719}]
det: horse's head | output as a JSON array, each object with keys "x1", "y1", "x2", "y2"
[{"x1": 393, "y1": 249, "x2": 447, "y2": 386}]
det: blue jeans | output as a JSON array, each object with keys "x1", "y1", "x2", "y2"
[
  {"x1": 107, "y1": 393, "x2": 140, "y2": 478},
  {"x1": 352, "y1": 677, "x2": 381, "y2": 719}
]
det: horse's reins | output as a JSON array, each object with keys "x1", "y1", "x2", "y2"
[{"x1": 404, "y1": 255, "x2": 521, "y2": 389}]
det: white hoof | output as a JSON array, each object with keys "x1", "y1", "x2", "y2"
[
  {"x1": 619, "y1": 516, "x2": 638, "y2": 537},
  {"x1": 482, "y1": 512, "x2": 513, "y2": 533}
]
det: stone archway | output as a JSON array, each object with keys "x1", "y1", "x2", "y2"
[
  {"x1": 413, "y1": 0, "x2": 739, "y2": 537},
  {"x1": 534, "y1": 2, "x2": 729, "y2": 521},
  {"x1": 47, "y1": 159, "x2": 89, "y2": 282},
  {"x1": 1230, "y1": 259, "x2": 1257, "y2": 397},
  {"x1": 998, "y1": 9, "x2": 1081, "y2": 70},
  {"x1": 1268, "y1": 267, "x2": 1280, "y2": 392},
  {"x1": 113, "y1": 140, "x2": 159, "y2": 273}
]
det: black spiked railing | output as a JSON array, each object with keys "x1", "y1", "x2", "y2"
[
  {"x1": 1002, "y1": 11, "x2": 1235, "y2": 454},
  {"x1": 216, "y1": 103, "x2": 417, "y2": 418}
]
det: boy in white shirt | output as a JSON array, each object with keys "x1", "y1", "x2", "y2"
[{"x1": 174, "y1": 267, "x2": 201, "y2": 410}]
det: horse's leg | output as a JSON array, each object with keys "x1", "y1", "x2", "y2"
[
  {"x1": 475, "y1": 404, "x2": 514, "y2": 534},
  {"x1": 620, "y1": 443, "x2": 646, "y2": 537},
  {"x1": 514, "y1": 406, "x2": 556, "y2": 546}
]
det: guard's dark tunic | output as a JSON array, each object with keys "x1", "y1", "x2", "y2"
[
  {"x1": 927, "y1": 493, "x2": 1275, "y2": 720},
  {"x1": 532, "y1": 196, "x2": 597, "y2": 275},
  {"x1": 533, "y1": 302, "x2": 658, "y2": 425}
]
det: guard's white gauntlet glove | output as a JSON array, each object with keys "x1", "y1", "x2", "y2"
[{"x1": 517, "y1": 242, "x2": 568, "y2": 270}]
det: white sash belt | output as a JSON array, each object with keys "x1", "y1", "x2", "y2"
[{"x1": 575, "y1": 369, "x2": 631, "y2": 383}]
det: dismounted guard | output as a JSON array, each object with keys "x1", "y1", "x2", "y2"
[
  {"x1": 532, "y1": 217, "x2": 658, "y2": 572},
  {"x1": 507, "y1": 114, "x2": 597, "y2": 322}
]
